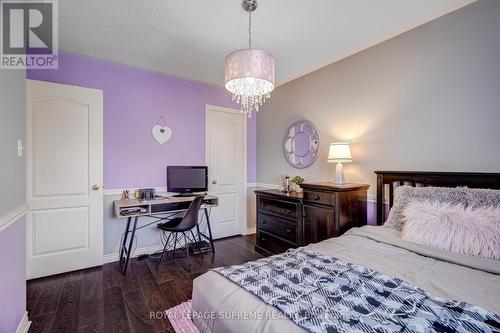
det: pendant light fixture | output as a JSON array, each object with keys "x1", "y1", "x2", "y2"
[{"x1": 224, "y1": 0, "x2": 275, "y2": 118}]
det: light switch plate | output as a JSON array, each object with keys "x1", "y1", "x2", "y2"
[{"x1": 17, "y1": 139, "x2": 24, "y2": 157}]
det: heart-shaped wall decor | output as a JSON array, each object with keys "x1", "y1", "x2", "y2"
[{"x1": 152, "y1": 125, "x2": 172, "y2": 144}]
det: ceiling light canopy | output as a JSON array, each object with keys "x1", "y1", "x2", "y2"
[{"x1": 224, "y1": 0, "x2": 275, "y2": 118}]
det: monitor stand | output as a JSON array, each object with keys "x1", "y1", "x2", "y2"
[{"x1": 172, "y1": 191, "x2": 195, "y2": 197}]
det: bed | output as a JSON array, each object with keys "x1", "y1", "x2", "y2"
[{"x1": 192, "y1": 171, "x2": 500, "y2": 333}]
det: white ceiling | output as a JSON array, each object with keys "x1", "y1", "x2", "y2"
[{"x1": 59, "y1": 0, "x2": 475, "y2": 87}]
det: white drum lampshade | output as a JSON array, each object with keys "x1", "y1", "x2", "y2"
[
  {"x1": 225, "y1": 49, "x2": 275, "y2": 117},
  {"x1": 327, "y1": 142, "x2": 352, "y2": 184},
  {"x1": 224, "y1": 0, "x2": 275, "y2": 118}
]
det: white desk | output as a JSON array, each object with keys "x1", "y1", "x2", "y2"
[{"x1": 113, "y1": 195, "x2": 218, "y2": 275}]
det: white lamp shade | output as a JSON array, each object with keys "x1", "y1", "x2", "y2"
[
  {"x1": 224, "y1": 49, "x2": 275, "y2": 96},
  {"x1": 327, "y1": 142, "x2": 352, "y2": 163}
]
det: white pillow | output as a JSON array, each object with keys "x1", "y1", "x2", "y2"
[{"x1": 401, "y1": 201, "x2": 500, "y2": 260}]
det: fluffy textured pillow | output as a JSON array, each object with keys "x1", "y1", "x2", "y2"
[
  {"x1": 384, "y1": 186, "x2": 468, "y2": 230},
  {"x1": 384, "y1": 186, "x2": 500, "y2": 230},
  {"x1": 466, "y1": 188, "x2": 500, "y2": 208},
  {"x1": 401, "y1": 201, "x2": 500, "y2": 260}
]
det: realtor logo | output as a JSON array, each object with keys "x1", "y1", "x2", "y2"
[{"x1": 1, "y1": 0, "x2": 58, "y2": 69}]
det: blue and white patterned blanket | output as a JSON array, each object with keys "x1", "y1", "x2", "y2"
[{"x1": 212, "y1": 248, "x2": 500, "y2": 333}]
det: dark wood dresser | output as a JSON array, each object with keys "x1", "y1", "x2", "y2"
[{"x1": 255, "y1": 182, "x2": 369, "y2": 255}]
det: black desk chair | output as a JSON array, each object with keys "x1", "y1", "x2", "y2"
[{"x1": 156, "y1": 195, "x2": 205, "y2": 270}]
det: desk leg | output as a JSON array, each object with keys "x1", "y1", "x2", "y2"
[
  {"x1": 119, "y1": 217, "x2": 132, "y2": 263},
  {"x1": 122, "y1": 216, "x2": 138, "y2": 275},
  {"x1": 204, "y1": 208, "x2": 215, "y2": 254}
]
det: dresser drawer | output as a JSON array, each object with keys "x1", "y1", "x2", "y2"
[
  {"x1": 257, "y1": 196, "x2": 300, "y2": 220},
  {"x1": 258, "y1": 213, "x2": 297, "y2": 243},
  {"x1": 303, "y1": 190, "x2": 336, "y2": 207},
  {"x1": 257, "y1": 231, "x2": 295, "y2": 255}
]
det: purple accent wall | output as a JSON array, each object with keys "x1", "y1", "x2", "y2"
[
  {"x1": 367, "y1": 201, "x2": 376, "y2": 226},
  {"x1": 366, "y1": 201, "x2": 389, "y2": 226},
  {"x1": 0, "y1": 216, "x2": 26, "y2": 333},
  {"x1": 27, "y1": 51, "x2": 257, "y2": 188}
]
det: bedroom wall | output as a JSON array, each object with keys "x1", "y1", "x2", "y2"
[
  {"x1": 0, "y1": 216, "x2": 27, "y2": 333},
  {"x1": 257, "y1": 0, "x2": 500, "y2": 199},
  {"x1": 27, "y1": 51, "x2": 256, "y2": 186},
  {"x1": 0, "y1": 70, "x2": 28, "y2": 333},
  {"x1": 27, "y1": 51, "x2": 258, "y2": 258},
  {"x1": 0, "y1": 70, "x2": 26, "y2": 216}
]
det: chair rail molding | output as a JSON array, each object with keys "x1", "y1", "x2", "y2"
[
  {"x1": 103, "y1": 187, "x2": 169, "y2": 196},
  {"x1": 105, "y1": 183, "x2": 263, "y2": 196},
  {"x1": 254, "y1": 182, "x2": 280, "y2": 189},
  {"x1": 0, "y1": 204, "x2": 29, "y2": 232}
]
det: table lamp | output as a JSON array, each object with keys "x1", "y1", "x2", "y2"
[{"x1": 327, "y1": 142, "x2": 352, "y2": 184}]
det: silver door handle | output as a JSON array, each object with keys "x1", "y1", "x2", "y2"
[
  {"x1": 212, "y1": 179, "x2": 217, "y2": 184},
  {"x1": 92, "y1": 184, "x2": 100, "y2": 190}
]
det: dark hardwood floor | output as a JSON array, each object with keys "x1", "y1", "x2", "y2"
[{"x1": 27, "y1": 235, "x2": 262, "y2": 333}]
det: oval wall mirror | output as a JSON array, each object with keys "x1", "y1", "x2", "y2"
[{"x1": 283, "y1": 120, "x2": 321, "y2": 168}]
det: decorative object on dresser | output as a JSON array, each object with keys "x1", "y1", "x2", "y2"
[
  {"x1": 291, "y1": 176, "x2": 304, "y2": 193},
  {"x1": 327, "y1": 142, "x2": 352, "y2": 184},
  {"x1": 283, "y1": 120, "x2": 321, "y2": 169},
  {"x1": 282, "y1": 174, "x2": 292, "y2": 193},
  {"x1": 255, "y1": 182, "x2": 369, "y2": 255}
]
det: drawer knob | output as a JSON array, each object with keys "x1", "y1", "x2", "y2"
[
  {"x1": 262, "y1": 220, "x2": 267, "y2": 225},
  {"x1": 286, "y1": 229, "x2": 292, "y2": 233},
  {"x1": 314, "y1": 195, "x2": 320, "y2": 200},
  {"x1": 261, "y1": 237, "x2": 266, "y2": 241},
  {"x1": 286, "y1": 209, "x2": 292, "y2": 215}
]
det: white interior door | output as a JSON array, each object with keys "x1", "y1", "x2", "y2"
[
  {"x1": 206, "y1": 105, "x2": 246, "y2": 239},
  {"x1": 27, "y1": 79, "x2": 103, "y2": 279}
]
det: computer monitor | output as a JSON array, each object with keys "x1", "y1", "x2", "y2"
[{"x1": 167, "y1": 166, "x2": 208, "y2": 196}]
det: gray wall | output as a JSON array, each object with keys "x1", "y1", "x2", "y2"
[
  {"x1": 257, "y1": 0, "x2": 500, "y2": 196},
  {"x1": 0, "y1": 70, "x2": 26, "y2": 216},
  {"x1": 0, "y1": 69, "x2": 27, "y2": 333}
]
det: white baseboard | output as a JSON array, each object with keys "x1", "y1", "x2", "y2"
[
  {"x1": 245, "y1": 227, "x2": 256, "y2": 235},
  {"x1": 16, "y1": 312, "x2": 31, "y2": 333},
  {"x1": 103, "y1": 244, "x2": 165, "y2": 264},
  {"x1": 104, "y1": 230, "x2": 266, "y2": 263}
]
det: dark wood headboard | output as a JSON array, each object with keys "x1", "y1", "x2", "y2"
[{"x1": 375, "y1": 171, "x2": 500, "y2": 225}]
